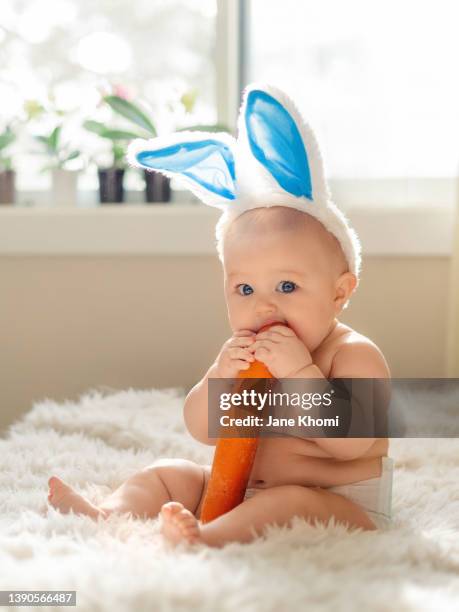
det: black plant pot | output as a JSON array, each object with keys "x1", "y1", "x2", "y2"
[
  {"x1": 98, "y1": 167, "x2": 125, "y2": 203},
  {"x1": 0, "y1": 170, "x2": 15, "y2": 204},
  {"x1": 144, "y1": 169, "x2": 171, "y2": 203}
]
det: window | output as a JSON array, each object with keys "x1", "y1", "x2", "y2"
[
  {"x1": 2, "y1": 0, "x2": 457, "y2": 207},
  {"x1": 0, "y1": 0, "x2": 217, "y2": 191},
  {"x1": 244, "y1": 0, "x2": 459, "y2": 184}
]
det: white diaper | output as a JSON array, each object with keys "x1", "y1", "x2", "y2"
[
  {"x1": 325, "y1": 456, "x2": 394, "y2": 530},
  {"x1": 243, "y1": 456, "x2": 394, "y2": 531}
]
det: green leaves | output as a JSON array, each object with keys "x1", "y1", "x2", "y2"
[
  {"x1": 34, "y1": 126, "x2": 61, "y2": 154},
  {"x1": 84, "y1": 91, "x2": 228, "y2": 168},
  {"x1": 83, "y1": 120, "x2": 105, "y2": 136},
  {"x1": 64, "y1": 150, "x2": 81, "y2": 163},
  {"x1": 113, "y1": 143, "x2": 125, "y2": 165},
  {"x1": 177, "y1": 123, "x2": 230, "y2": 133},
  {"x1": 104, "y1": 95, "x2": 157, "y2": 136},
  {"x1": 33, "y1": 125, "x2": 81, "y2": 169},
  {"x1": 83, "y1": 107, "x2": 147, "y2": 168},
  {"x1": 83, "y1": 120, "x2": 141, "y2": 141},
  {"x1": 0, "y1": 127, "x2": 16, "y2": 152},
  {"x1": 0, "y1": 129, "x2": 14, "y2": 170},
  {"x1": 49, "y1": 126, "x2": 61, "y2": 151}
]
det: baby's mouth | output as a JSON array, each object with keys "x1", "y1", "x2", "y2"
[{"x1": 256, "y1": 319, "x2": 287, "y2": 333}]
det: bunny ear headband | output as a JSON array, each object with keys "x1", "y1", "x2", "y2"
[{"x1": 127, "y1": 83, "x2": 361, "y2": 278}]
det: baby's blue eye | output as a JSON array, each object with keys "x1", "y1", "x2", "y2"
[
  {"x1": 278, "y1": 280, "x2": 297, "y2": 293},
  {"x1": 236, "y1": 281, "x2": 297, "y2": 296},
  {"x1": 237, "y1": 284, "x2": 253, "y2": 296}
]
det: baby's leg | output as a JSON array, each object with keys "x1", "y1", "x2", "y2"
[
  {"x1": 161, "y1": 484, "x2": 376, "y2": 547},
  {"x1": 48, "y1": 459, "x2": 209, "y2": 520}
]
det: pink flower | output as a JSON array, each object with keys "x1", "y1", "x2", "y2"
[{"x1": 113, "y1": 84, "x2": 131, "y2": 100}]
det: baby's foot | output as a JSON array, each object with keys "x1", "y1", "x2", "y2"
[
  {"x1": 160, "y1": 502, "x2": 202, "y2": 546},
  {"x1": 48, "y1": 476, "x2": 107, "y2": 519}
]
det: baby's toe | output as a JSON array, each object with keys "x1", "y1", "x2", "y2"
[
  {"x1": 48, "y1": 476, "x2": 59, "y2": 490},
  {"x1": 178, "y1": 510, "x2": 200, "y2": 537},
  {"x1": 161, "y1": 501, "x2": 185, "y2": 518},
  {"x1": 48, "y1": 476, "x2": 63, "y2": 500},
  {"x1": 179, "y1": 510, "x2": 197, "y2": 526}
]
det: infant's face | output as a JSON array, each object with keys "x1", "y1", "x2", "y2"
[{"x1": 223, "y1": 220, "x2": 349, "y2": 353}]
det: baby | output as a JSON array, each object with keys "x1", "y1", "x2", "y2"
[
  {"x1": 48, "y1": 205, "x2": 392, "y2": 546},
  {"x1": 48, "y1": 84, "x2": 394, "y2": 547}
]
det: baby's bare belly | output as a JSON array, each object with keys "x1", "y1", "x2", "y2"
[{"x1": 247, "y1": 437, "x2": 388, "y2": 489}]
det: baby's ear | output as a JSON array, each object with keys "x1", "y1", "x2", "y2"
[
  {"x1": 334, "y1": 271, "x2": 358, "y2": 312},
  {"x1": 127, "y1": 131, "x2": 237, "y2": 209},
  {"x1": 236, "y1": 84, "x2": 329, "y2": 203}
]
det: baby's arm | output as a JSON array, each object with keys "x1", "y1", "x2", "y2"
[
  {"x1": 293, "y1": 341, "x2": 391, "y2": 460},
  {"x1": 184, "y1": 330, "x2": 255, "y2": 445},
  {"x1": 183, "y1": 362, "x2": 221, "y2": 445}
]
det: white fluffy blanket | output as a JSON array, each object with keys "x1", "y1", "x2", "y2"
[{"x1": 1, "y1": 387, "x2": 458, "y2": 612}]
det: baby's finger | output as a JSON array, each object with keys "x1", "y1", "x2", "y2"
[
  {"x1": 255, "y1": 330, "x2": 282, "y2": 343},
  {"x1": 257, "y1": 344, "x2": 271, "y2": 352},
  {"x1": 233, "y1": 359, "x2": 252, "y2": 370},
  {"x1": 264, "y1": 325, "x2": 295, "y2": 337},
  {"x1": 230, "y1": 336, "x2": 256, "y2": 348},
  {"x1": 233, "y1": 329, "x2": 256, "y2": 338},
  {"x1": 251, "y1": 339, "x2": 274, "y2": 351},
  {"x1": 229, "y1": 347, "x2": 255, "y2": 361}
]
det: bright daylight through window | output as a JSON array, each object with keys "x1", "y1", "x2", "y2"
[
  {"x1": 247, "y1": 0, "x2": 459, "y2": 179},
  {"x1": 0, "y1": 0, "x2": 217, "y2": 192}
]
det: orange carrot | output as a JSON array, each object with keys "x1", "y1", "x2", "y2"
[{"x1": 200, "y1": 322, "x2": 287, "y2": 523}]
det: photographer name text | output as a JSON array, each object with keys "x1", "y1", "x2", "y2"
[{"x1": 219, "y1": 414, "x2": 339, "y2": 428}]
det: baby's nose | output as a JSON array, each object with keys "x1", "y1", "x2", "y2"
[{"x1": 255, "y1": 298, "x2": 277, "y2": 316}]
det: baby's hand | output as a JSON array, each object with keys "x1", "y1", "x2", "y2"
[
  {"x1": 215, "y1": 330, "x2": 256, "y2": 378},
  {"x1": 249, "y1": 325, "x2": 312, "y2": 378}
]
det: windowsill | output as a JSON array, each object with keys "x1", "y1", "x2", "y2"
[{"x1": 0, "y1": 200, "x2": 456, "y2": 257}]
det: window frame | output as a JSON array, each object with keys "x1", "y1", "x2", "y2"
[{"x1": 215, "y1": 0, "x2": 246, "y2": 131}]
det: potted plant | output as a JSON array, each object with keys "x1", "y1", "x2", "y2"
[
  {"x1": 34, "y1": 126, "x2": 81, "y2": 206},
  {"x1": 104, "y1": 92, "x2": 229, "y2": 203},
  {"x1": 102, "y1": 94, "x2": 167, "y2": 203},
  {"x1": 0, "y1": 126, "x2": 16, "y2": 204},
  {"x1": 83, "y1": 117, "x2": 141, "y2": 204}
]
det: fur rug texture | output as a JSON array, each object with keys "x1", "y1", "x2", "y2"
[{"x1": 0, "y1": 386, "x2": 458, "y2": 612}]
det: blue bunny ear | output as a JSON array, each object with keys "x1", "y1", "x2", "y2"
[
  {"x1": 127, "y1": 132, "x2": 237, "y2": 208},
  {"x1": 236, "y1": 84, "x2": 329, "y2": 203}
]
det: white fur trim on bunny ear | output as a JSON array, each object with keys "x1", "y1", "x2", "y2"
[
  {"x1": 215, "y1": 193, "x2": 362, "y2": 279},
  {"x1": 126, "y1": 85, "x2": 362, "y2": 278},
  {"x1": 127, "y1": 131, "x2": 237, "y2": 209},
  {"x1": 227, "y1": 83, "x2": 361, "y2": 278},
  {"x1": 235, "y1": 83, "x2": 331, "y2": 208}
]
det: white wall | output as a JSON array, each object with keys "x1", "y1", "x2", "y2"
[{"x1": 0, "y1": 254, "x2": 452, "y2": 433}]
